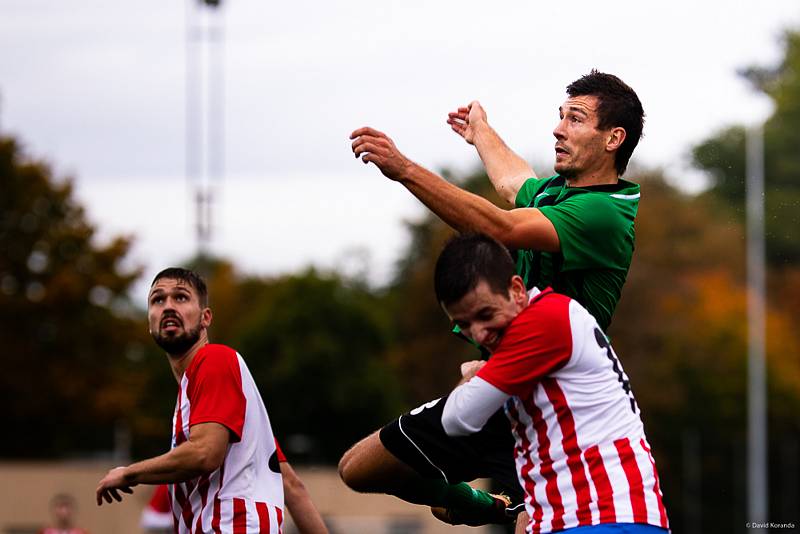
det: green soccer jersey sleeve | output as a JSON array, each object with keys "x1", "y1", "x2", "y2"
[{"x1": 515, "y1": 177, "x2": 550, "y2": 208}]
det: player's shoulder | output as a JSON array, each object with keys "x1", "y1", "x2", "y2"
[
  {"x1": 515, "y1": 175, "x2": 562, "y2": 207},
  {"x1": 188, "y1": 344, "x2": 239, "y2": 374},
  {"x1": 513, "y1": 289, "x2": 573, "y2": 335},
  {"x1": 570, "y1": 179, "x2": 639, "y2": 208},
  {"x1": 200, "y1": 343, "x2": 238, "y2": 358},
  {"x1": 552, "y1": 181, "x2": 639, "y2": 229},
  {"x1": 494, "y1": 288, "x2": 574, "y2": 360}
]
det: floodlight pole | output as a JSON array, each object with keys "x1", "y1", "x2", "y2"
[
  {"x1": 186, "y1": 0, "x2": 225, "y2": 257},
  {"x1": 746, "y1": 123, "x2": 767, "y2": 531}
]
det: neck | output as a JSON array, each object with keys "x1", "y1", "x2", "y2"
[
  {"x1": 563, "y1": 156, "x2": 620, "y2": 187},
  {"x1": 565, "y1": 168, "x2": 619, "y2": 188},
  {"x1": 167, "y1": 332, "x2": 209, "y2": 383}
]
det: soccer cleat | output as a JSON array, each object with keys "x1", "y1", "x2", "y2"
[{"x1": 430, "y1": 492, "x2": 514, "y2": 526}]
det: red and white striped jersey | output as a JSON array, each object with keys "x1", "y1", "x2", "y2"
[
  {"x1": 445, "y1": 288, "x2": 669, "y2": 534},
  {"x1": 171, "y1": 344, "x2": 284, "y2": 534}
]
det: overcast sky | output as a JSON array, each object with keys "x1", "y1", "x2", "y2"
[{"x1": 2, "y1": 0, "x2": 799, "y2": 300}]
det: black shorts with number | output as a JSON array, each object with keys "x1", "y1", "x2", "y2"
[{"x1": 379, "y1": 395, "x2": 523, "y2": 504}]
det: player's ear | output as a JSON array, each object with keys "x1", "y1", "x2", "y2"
[
  {"x1": 509, "y1": 275, "x2": 527, "y2": 306},
  {"x1": 606, "y1": 127, "x2": 626, "y2": 152},
  {"x1": 201, "y1": 307, "x2": 213, "y2": 329}
]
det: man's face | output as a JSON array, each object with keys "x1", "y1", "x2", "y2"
[
  {"x1": 552, "y1": 95, "x2": 611, "y2": 178},
  {"x1": 443, "y1": 277, "x2": 528, "y2": 353},
  {"x1": 147, "y1": 277, "x2": 209, "y2": 356},
  {"x1": 53, "y1": 500, "x2": 74, "y2": 527}
]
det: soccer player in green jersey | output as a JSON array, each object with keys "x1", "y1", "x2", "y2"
[{"x1": 340, "y1": 71, "x2": 645, "y2": 527}]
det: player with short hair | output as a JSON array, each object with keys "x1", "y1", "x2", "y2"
[
  {"x1": 436, "y1": 233, "x2": 669, "y2": 534},
  {"x1": 341, "y1": 71, "x2": 646, "y2": 524},
  {"x1": 40, "y1": 493, "x2": 89, "y2": 534},
  {"x1": 96, "y1": 268, "x2": 285, "y2": 533}
]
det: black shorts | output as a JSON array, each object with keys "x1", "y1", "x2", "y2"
[{"x1": 379, "y1": 395, "x2": 523, "y2": 503}]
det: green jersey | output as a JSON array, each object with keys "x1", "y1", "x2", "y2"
[{"x1": 513, "y1": 174, "x2": 639, "y2": 331}]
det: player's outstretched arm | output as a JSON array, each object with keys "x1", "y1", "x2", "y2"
[
  {"x1": 350, "y1": 127, "x2": 559, "y2": 253},
  {"x1": 280, "y1": 461, "x2": 329, "y2": 534},
  {"x1": 96, "y1": 422, "x2": 229, "y2": 506},
  {"x1": 447, "y1": 101, "x2": 535, "y2": 206}
]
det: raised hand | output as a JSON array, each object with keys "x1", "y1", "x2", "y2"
[
  {"x1": 350, "y1": 127, "x2": 413, "y2": 181},
  {"x1": 446, "y1": 101, "x2": 488, "y2": 145}
]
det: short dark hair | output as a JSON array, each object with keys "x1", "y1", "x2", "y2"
[
  {"x1": 434, "y1": 233, "x2": 516, "y2": 306},
  {"x1": 50, "y1": 493, "x2": 76, "y2": 508},
  {"x1": 150, "y1": 267, "x2": 209, "y2": 308},
  {"x1": 567, "y1": 69, "x2": 645, "y2": 176}
]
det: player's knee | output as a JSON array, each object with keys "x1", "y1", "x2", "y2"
[
  {"x1": 338, "y1": 452, "x2": 364, "y2": 491},
  {"x1": 338, "y1": 445, "x2": 380, "y2": 493}
]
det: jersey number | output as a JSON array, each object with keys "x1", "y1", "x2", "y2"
[
  {"x1": 409, "y1": 398, "x2": 442, "y2": 416},
  {"x1": 594, "y1": 328, "x2": 638, "y2": 414}
]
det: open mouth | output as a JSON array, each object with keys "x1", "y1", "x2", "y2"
[{"x1": 161, "y1": 318, "x2": 182, "y2": 331}]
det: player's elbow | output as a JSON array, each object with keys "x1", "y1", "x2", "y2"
[
  {"x1": 194, "y1": 444, "x2": 226, "y2": 473},
  {"x1": 284, "y1": 475, "x2": 309, "y2": 503},
  {"x1": 497, "y1": 174, "x2": 528, "y2": 206},
  {"x1": 503, "y1": 210, "x2": 560, "y2": 252},
  {"x1": 338, "y1": 444, "x2": 380, "y2": 493},
  {"x1": 477, "y1": 213, "x2": 518, "y2": 245}
]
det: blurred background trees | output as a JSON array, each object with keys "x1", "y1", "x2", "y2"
[
  {"x1": 0, "y1": 135, "x2": 146, "y2": 457},
  {"x1": 3, "y1": 28, "x2": 800, "y2": 534}
]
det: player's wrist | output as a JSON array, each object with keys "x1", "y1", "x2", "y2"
[
  {"x1": 471, "y1": 120, "x2": 499, "y2": 150},
  {"x1": 396, "y1": 160, "x2": 424, "y2": 184},
  {"x1": 120, "y1": 464, "x2": 140, "y2": 485}
]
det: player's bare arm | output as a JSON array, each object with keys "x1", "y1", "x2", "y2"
[
  {"x1": 96, "y1": 422, "x2": 229, "y2": 505},
  {"x1": 351, "y1": 127, "x2": 559, "y2": 252},
  {"x1": 280, "y1": 461, "x2": 330, "y2": 534},
  {"x1": 447, "y1": 101, "x2": 535, "y2": 206}
]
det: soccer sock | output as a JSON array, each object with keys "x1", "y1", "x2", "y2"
[
  {"x1": 394, "y1": 479, "x2": 495, "y2": 509},
  {"x1": 442, "y1": 481, "x2": 496, "y2": 509}
]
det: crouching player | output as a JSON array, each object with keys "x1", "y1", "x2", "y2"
[{"x1": 437, "y1": 234, "x2": 669, "y2": 533}]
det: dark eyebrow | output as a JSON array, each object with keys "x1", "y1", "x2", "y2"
[
  {"x1": 148, "y1": 286, "x2": 190, "y2": 298},
  {"x1": 561, "y1": 105, "x2": 589, "y2": 117}
]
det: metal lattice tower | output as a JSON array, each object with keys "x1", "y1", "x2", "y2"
[{"x1": 186, "y1": 0, "x2": 225, "y2": 257}]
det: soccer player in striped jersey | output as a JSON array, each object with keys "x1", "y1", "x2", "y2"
[
  {"x1": 96, "y1": 268, "x2": 285, "y2": 533},
  {"x1": 343, "y1": 71, "x2": 646, "y2": 526},
  {"x1": 437, "y1": 234, "x2": 668, "y2": 534}
]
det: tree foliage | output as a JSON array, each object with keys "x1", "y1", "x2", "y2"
[
  {"x1": 609, "y1": 171, "x2": 800, "y2": 532},
  {"x1": 180, "y1": 260, "x2": 405, "y2": 464},
  {"x1": 0, "y1": 134, "x2": 149, "y2": 457},
  {"x1": 692, "y1": 30, "x2": 800, "y2": 266}
]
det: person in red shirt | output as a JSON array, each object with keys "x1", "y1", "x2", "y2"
[
  {"x1": 39, "y1": 493, "x2": 88, "y2": 534},
  {"x1": 96, "y1": 268, "x2": 284, "y2": 533},
  {"x1": 140, "y1": 485, "x2": 172, "y2": 533}
]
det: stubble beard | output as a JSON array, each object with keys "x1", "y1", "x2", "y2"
[
  {"x1": 152, "y1": 323, "x2": 202, "y2": 357},
  {"x1": 555, "y1": 161, "x2": 578, "y2": 180}
]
